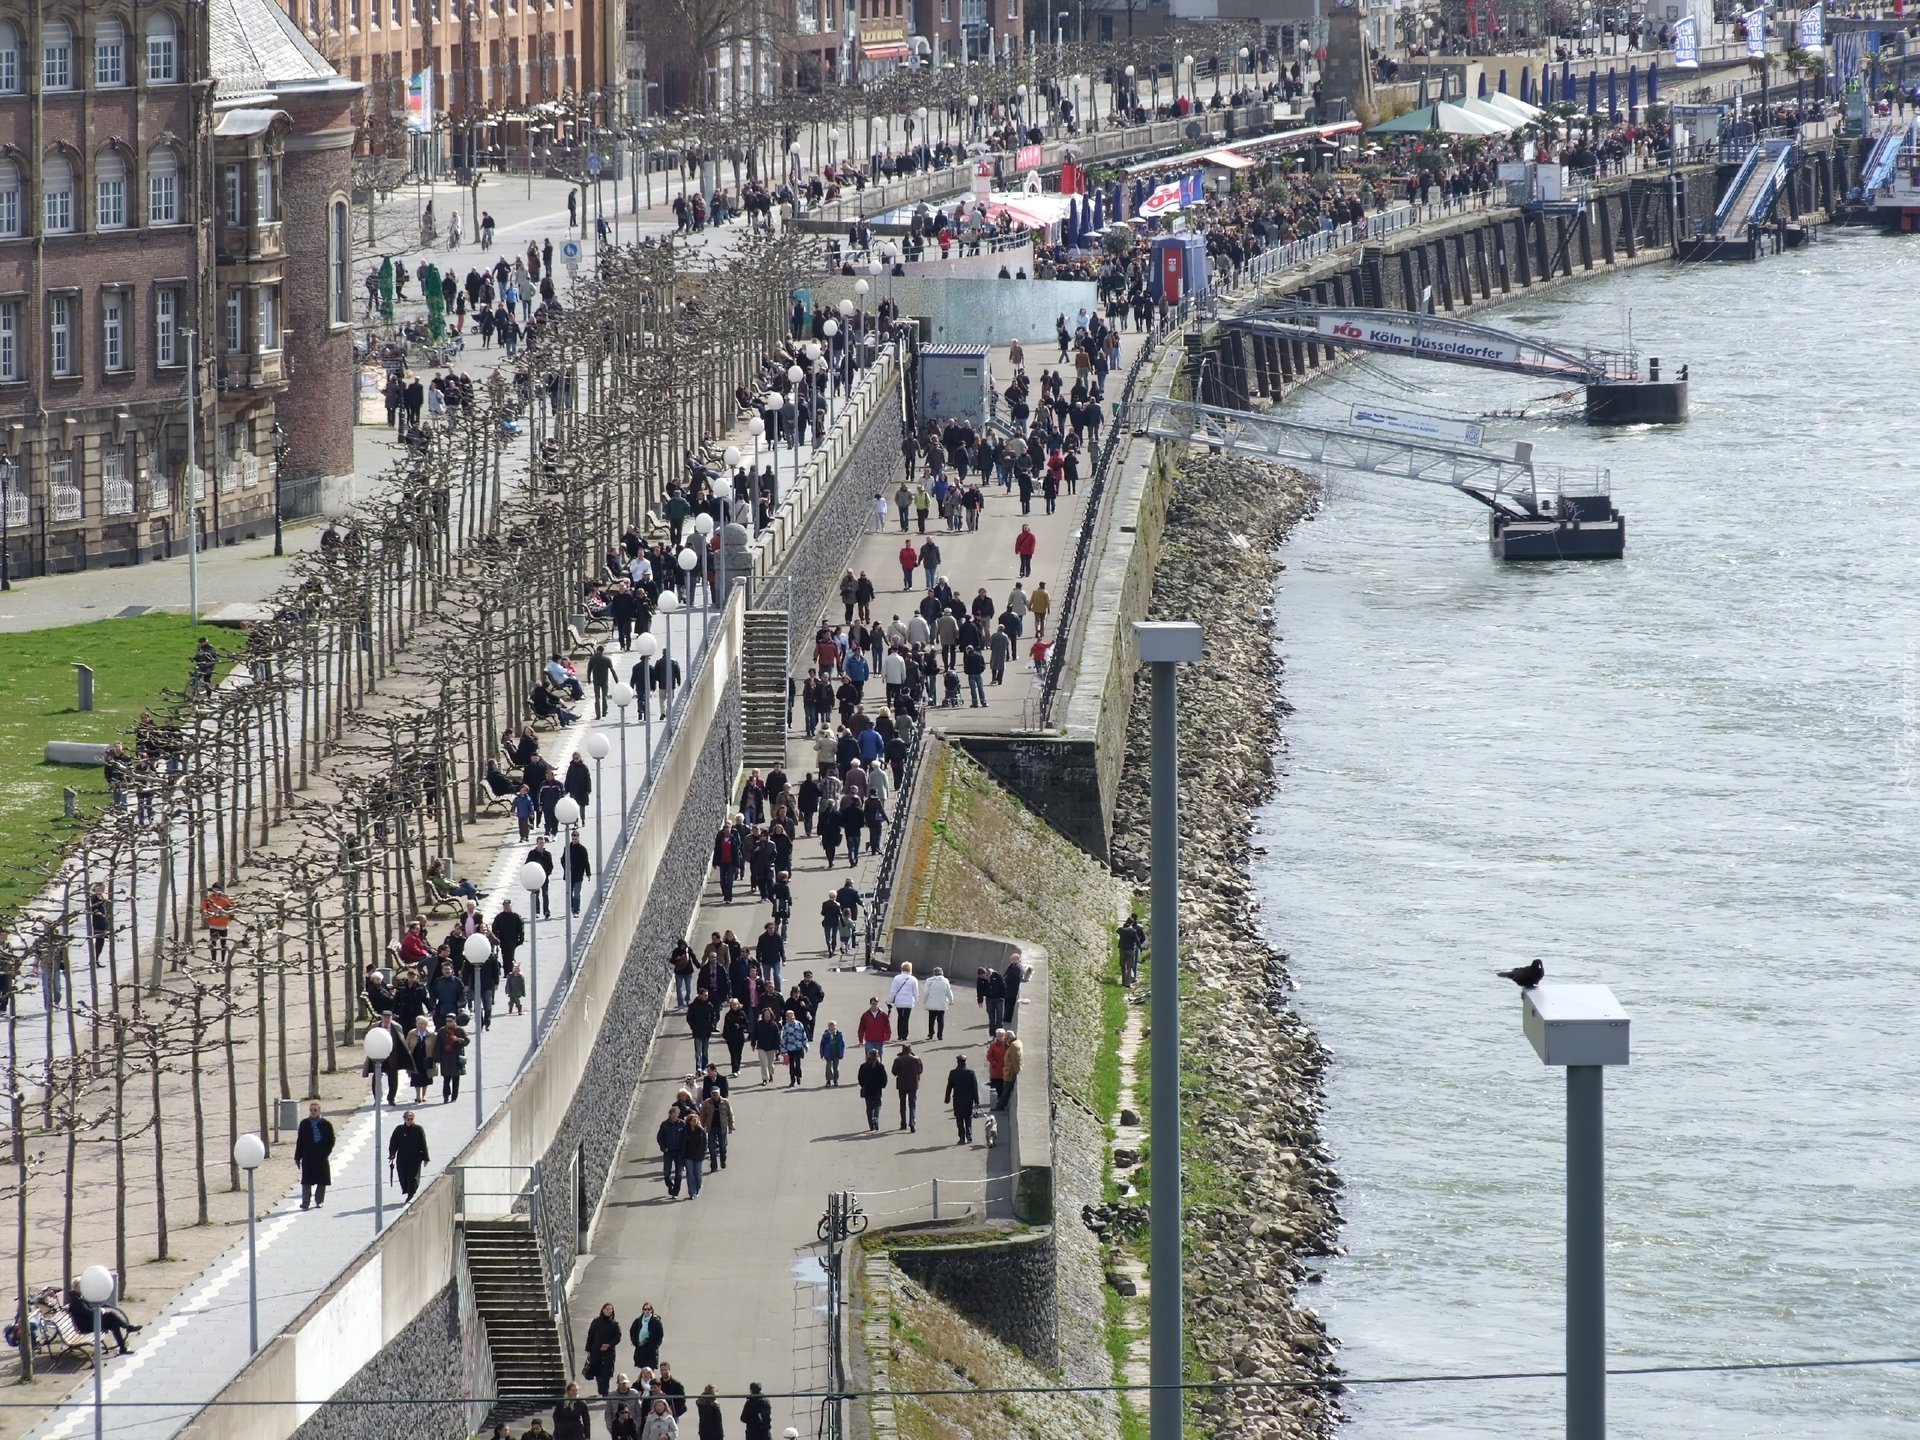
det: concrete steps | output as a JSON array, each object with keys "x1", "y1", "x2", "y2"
[
  {"x1": 465, "y1": 1220, "x2": 567, "y2": 1403},
  {"x1": 741, "y1": 610, "x2": 790, "y2": 771}
]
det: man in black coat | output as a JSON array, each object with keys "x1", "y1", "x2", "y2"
[
  {"x1": 293, "y1": 1102, "x2": 335, "y2": 1209},
  {"x1": 944, "y1": 1055, "x2": 981, "y2": 1144},
  {"x1": 388, "y1": 1111, "x2": 430, "y2": 1200},
  {"x1": 686, "y1": 988, "x2": 718, "y2": 1071},
  {"x1": 431, "y1": 960, "x2": 467, "y2": 1024},
  {"x1": 490, "y1": 903, "x2": 523, "y2": 1020}
]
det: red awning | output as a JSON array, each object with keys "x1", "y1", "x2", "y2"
[{"x1": 863, "y1": 42, "x2": 908, "y2": 59}]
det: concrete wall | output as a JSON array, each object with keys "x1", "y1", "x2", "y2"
[
  {"x1": 889, "y1": 1227, "x2": 1059, "y2": 1368},
  {"x1": 807, "y1": 276, "x2": 1101, "y2": 346},
  {"x1": 287, "y1": 1281, "x2": 467, "y2": 1440}
]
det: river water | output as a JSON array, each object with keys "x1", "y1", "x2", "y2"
[{"x1": 1252, "y1": 228, "x2": 1920, "y2": 1438}]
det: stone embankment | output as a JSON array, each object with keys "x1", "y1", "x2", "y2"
[{"x1": 1109, "y1": 453, "x2": 1346, "y2": 1438}]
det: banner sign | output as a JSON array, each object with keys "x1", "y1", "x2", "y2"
[
  {"x1": 1138, "y1": 175, "x2": 1204, "y2": 218},
  {"x1": 1314, "y1": 314, "x2": 1522, "y2": 365},
  {"x1": 1016, "y1": 144, "x2": 1042, "y2": 171},
  {"x1": 408, "y1": 66, "x2": 434, "y2": 130},
  {"x1": 1349, "y1": 404, "x2": 1485, "y2": 447},
  {"x1": 1673, "y1": 16, "x2": 1699, "y2": 68},
  {"x1": 1745, "y1": 7, "x2": 1767, "y2": 56},
  {"x1": 1799, "y1": 3, "x2": 1824, "y2": 48}
]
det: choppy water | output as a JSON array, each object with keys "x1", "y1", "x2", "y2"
[{"x1": 1251, "y1": 229, "x2": 1920, "y2": 1438}]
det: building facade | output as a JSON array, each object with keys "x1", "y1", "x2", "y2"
[
  {"x1": 0, "y1": 0, "x2": 359, "y2": 578},
  {"x1": 908, "y1": 0, "x2": 1021, "y2": 66}
]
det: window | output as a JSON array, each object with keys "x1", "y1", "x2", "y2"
[
  {"x1": 103, "y1": 290, "x2": 126, "y2": 371},
  {"x1": 50, "y1": 295, "x2": 75, "y2": 376},
  {"x1": 104, "y1": 448, "x2": 134, "y2": 515},
  {"x1": 255, "y1": 159, "x2": 274, "y2": 222},
  {"x1": 1008, "y1": 0, "x2": 1017, "y2": 15},
  {"x1": 330, "y1": 200, "x2": 351, "y2": 325},
  {"x1": 51, "y1": 453, "x2": 81, "y2": 521},
  {"x1": 940, "y1": 0, "x2": 948, "y2": 18},
  {"x1": 225, "y1": 287, "x2": 243, "y2": 353},
  {"x1": 149, "y1": 463, "x2": 169, "y2": 513},
  {"x1": 0, "y1": 21, "x2": 18, "y2": 93},
  {"x1": 0, "y1": 301, "x2": 17, "y2": 382},
  {"x1": 350, "y1": 0, "x2": 361, "y2": 25},
  {"x1": 224, "y1": 165, "x2": 243, "y2": 225},
  {"x1": 258, "y1": 286, "x2": 279, "y2": 352},
  {"x1": 43, "y1": 156, "x2": 75, "y2": 235},
  {"x1": 43, "y1": 20, "x2": 73, "y2": 89},
  {"x1": 145, "y1": 11, "x2": 176, "y2": 82},
  {"x1": 95, "y1": 17, "x2": 125, "y2": 86},
  {"x1": 0, "y1": 159, "x2": 18, "y2": 238},
  {"x1": 391, "y1": 0, "x2": 402, "y2": 22},
  {"x1": 307, "y1": 0, "x2": 318, "y2": 28},
  {"x1": 148, "y1": 149, "x2": 178, "y2": 223},
  {"x1": 96, "y1": 154, "x2": 127, "y2": 229},
  {"x1": 155, "y1": 287, "x2": 179, "y2": 365}
]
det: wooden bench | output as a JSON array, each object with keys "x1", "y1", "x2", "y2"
[
  {"x1": 41, "y1": 1307, "x2": 104, "y2": 1364},
  {"x1": 564, "y1": 623, "x2": 593, "y2": 658}
]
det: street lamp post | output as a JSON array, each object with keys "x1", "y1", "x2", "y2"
[
  {"x1": 555, "y1": 795, "x2": 581, "y2": 959},
  {"x1": 1134, "y1": 619, "x2": 1203, "y2": 1440},
  {"x1": 518, "y1": 860, "x2": 546, "y2": 1038},
  {"x1": 656, "y1": 593, "x2": 680, "y2": 725},
  {"x1": 1520, "y1": 984, "x2": 1631, "y2": 1440},
  {"x1": 361, "y1": 1026, "x2": 393, "y2": 1233},
  {"x1": 79, "y1": 1265, "x2": 115, "y2": 1440},
  {"x1": 182, "y1": 326, "x2": 200, "y2": 624},
  {"x1": 632, "y1": 636, "x2": 658, "y2": 768},
  {"x1": 584, "y1": 730, "x2": 609, "y2": 877},
  {"x1": 463, "y1": 933, "x2": 492, "y2": 1125},
  {"x1": 233, "y1": 1134, "x2": 266, "y2": 1353},
  {"x1": 611, "y1": 680, "x2": 635, "y2": 831},
  {"x1": 748, "y1": 416, "x2": 765, "y2": 516},
  {"x1": 0, "y1": 455, "x2": 14, "y2": 591}
]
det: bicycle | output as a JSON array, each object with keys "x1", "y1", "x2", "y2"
[{"x1": 817, "y1": 1194, "x2": 868, "y2": 1242}]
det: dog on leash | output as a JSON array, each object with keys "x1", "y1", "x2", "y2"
[{"x1": 983, "y1": 1114, "x2": 999, "y2": 1148}]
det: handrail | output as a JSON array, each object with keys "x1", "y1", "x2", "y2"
[{"x1": 861, "y1": 725, "x2": 929, "y2": 967}]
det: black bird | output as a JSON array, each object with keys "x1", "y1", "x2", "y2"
[{"x1": 1496, "y1": 959, "x2": 1545, "y2": 989}]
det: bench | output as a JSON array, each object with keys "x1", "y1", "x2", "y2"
[
  {"x1": 42, "y1": 1307, "x2": 104, "y2": 1364},
  {"x1": 422, "y1": 878, "x2": 465, "y2": 914},
  {"x1": 564, "y1": 623, "x2": 593, "y2": 658}
]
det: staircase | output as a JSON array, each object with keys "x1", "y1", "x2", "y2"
[
  {"x1": 464, "y1": 1220, "x2": 568, "y2": 1405},
  {"x1": 1356, "y1": 248, "x2": 1384, "y2": 307},
  {"x1": 741, "y1": 610, "x2": 791, "y2": 771}
]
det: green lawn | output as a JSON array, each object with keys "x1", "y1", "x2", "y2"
[{"x1": 0, "y1": 614, "x2": 209, "y2": 915}]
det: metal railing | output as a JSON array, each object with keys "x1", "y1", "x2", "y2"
[{"x1": 861, "y1": 725, "x2": 929, "y2": 966}]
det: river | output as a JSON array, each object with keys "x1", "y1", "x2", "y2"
[{"x1": 1252, "y1": 228, "x2": 1920, "y2": 1438}]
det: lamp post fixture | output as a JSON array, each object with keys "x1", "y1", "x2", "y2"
[
  {"x1": 747, "y1": 416, "x2": 764, "y2": 518},
  {"x1": 361, "y1": 1027, "x2": 393, "y2": 1233},
  {"x1": 1125, "y1": 64, "x2": 1137, "y2": 121},
  {"x1": 0, "y1": 455, "x2": 14, "y2": 591},
  {"x1": 692, "y1": 513, "x2": 715, "y2": 610},
  {"x1": 1520, "y1": 983, "x2": 1631, "y2": 1440},
  {"x1": 844, "y1": 293, "x2": 862, "y2": 373},
  {"x1": 462, "y1": 934, "x2": 492, "y2": 1125},
  {"x1": 785, "y1": 363, "x2": 805, "y2": 498},
  {"x1": 232, "y1": 1134, "x2": 266, "y2": 1353},
  {"x1": 555, "y1": 795, "x2": 581, "y2": 961},
  {"x1": 79, "y1": 1265, "x2": 115, "y2": 1440},
  {"x1": 632, "y1": 634, "x2": 658, "y2": 765},
  {"x1": 656, "y1": 593, "x2": 680, "y2": 726},
  {"x1": 1182, "y1": 54, "x2": 1194, "y2": 105},
  {"x1": 722, "y1": 445, "x2": 743, "y2": 530},
  {"x1": 518, "y1": 860, "x2": 546, "y2": 1039},
  {"x1": 1133, "y1": 619, "x2": 1204, "y2": 1440},
  {"x1": 610, "y1": 680, "x2": 635, "y2": 830},
  {"x1": 583, "y1": 730, "x2": 610, "y2": 878}
]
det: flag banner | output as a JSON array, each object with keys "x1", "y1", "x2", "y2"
[
  {"x1": 1745, "y1": 8, "x2": 1766, "y2": 57},
  {"x1": 408, "y1": 66, "x2": 434, "y2": 131},
  {"x1": 1674, "y1": 16, "x2": 1700, "y2": 68},
  {"x1": 1799, "y1": 3, "x2": 1824, "y2": 48}
]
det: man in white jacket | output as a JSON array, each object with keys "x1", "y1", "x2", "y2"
[
  {"x1": 920, "y1": 966, "x2": 953, "y2": 1040},
  {"x1": 886, "y1": 961, "x2": 919, "y2": 1041}
]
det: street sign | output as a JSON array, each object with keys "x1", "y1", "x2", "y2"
[
  {"x1": 561, "y1": 239, "x2": 582, "y2": 263},
  {"x1": 587, "y1": 154, "x2": 603, "y2": 178}
]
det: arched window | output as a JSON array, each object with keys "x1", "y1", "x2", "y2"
[
  {"x1": 0, "y1": 21, "x2": 21, "y2": 94},
  {"x1": 330, "y1": 198, "x2": 352, "y2": 324},
  {"x1": 145, "y1": 11, "x2": 177, "y2": 84},
  {"x1": 0, "y1": 159, "x2": 19, "y2": 239},
  {"x1": 147, "y1": 147, "x2": 178, "y2": 224},
  {"x1": 43, "y1": 154, "x2": 75, "y2": 234},
  {"x1": 96, "y1": 152, "x2": 127, "y2": 229},
  {"x1": 43, "y1": 20, "x2": 74, "y2": 90},
  {"x1": 95, "y1": 16, "x2": 125, "y2": 87}
]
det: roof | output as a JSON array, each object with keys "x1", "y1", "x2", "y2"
[
  {"x1": 215, "y1": 108, "x2": 284, "y2": 137},
  {"x1": 208, "y1": 0, "x2": 358, "y2": 101}
]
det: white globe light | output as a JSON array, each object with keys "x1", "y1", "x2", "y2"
[
  {"x1": 805, "y1": 341, "x2": 821, "y2": 360},
  {"x1": 1240, "y1": 46, "x2": 1250, "y2": 58},
  {"x1": 463, "y1": 932, "x2": 494, "y2": 964},
  {"x1": 584, "y1": 731, "x2": 610, "y2": 760},
  {"x1": 363, "y1": 1025, "x2": 394, "y2": 1063},
  {"x1": 79, "y1": 1266, "x2": 115, "y2": 1305},
  {"x1": 555, "y1": 796, "x2": 581, "y2": 826},
  {"x1": 693, "y1": 512, "x2": 715, "y2": 537},
  {"x1": 787, "y1": 364, "x2": 805, "y2": 384},
  {"x1": 659, "y1": 592, "x2": 681, "y2": 613},
  {"x1": 678, "y1": 547, "x2": 698, "y2": 571},
  {"x1": 823, "y1": 319, "x2": 838, "y2": 338},
  {"x1": 748, "y1": 416, "x2": 765, "y2": 437},
  {"x1": 636, "y1": 633, "x2": 660, "y2": 658},
  {"x1": 1017, "y1": 83, "x2": 1027, "y2": 96},
  {"x1": 1183, "y1": 54, "x2": 1193, "y2": 65},
  {"x1": 1125, "y1": 64, "x2": 1135, "y2": 77},
  {"x1": 917, "y1": 106, "x2": 928, "y2": 119},
  {"x1": 723, "y1": 446, "x2": 741, "y2": 468},
  {"x1": 518, "y1": 861, "x2": 547, "y2": 893},
  {"x1": 867, "y1": 260, "x2": 883, "y2": 276},
  {"x1": 234, "y1": 1132, "x2": 267, "y2": 1169},
  {"x1": 611, "y1": 681, "x2": 635, "y2": 708}
]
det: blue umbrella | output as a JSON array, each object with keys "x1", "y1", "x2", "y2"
[
  {"x1": 1563, "y1": 59, "x2": 1573, "y2": 98},
  {"x1": 1132, "y1": 178, "x2": 1145, "y2": 215},
  {"x1": 1067, "y1": 198, "x2": 1079, "y2": 246},
  {"x1": 1628, "y1": 66, "x2": 1639, "y2": 111},
  {"x1": 1587, "y1": 70, "x2": 1598, "y2": 115},
  {"x1": 1608, "y1": 68, "x2": 1617, "y2": 119},
  {"x1": 1499, "y1": 68, "x2": 1508, "y2": 94},
  {"x1": 1478, "y1": 72, "x2": 1488, "y2": 97},
  {"x1": 1111, "y1": 181, "x2": 1121, "y2": 222},
  {"x1": 1521, "y1": 66, "x2": 1531, "y2": 102},
  {"x1": 1648, "y1": 63, "x2": 1659, "y2": 103}
]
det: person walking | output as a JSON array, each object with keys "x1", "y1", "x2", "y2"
[
  {"x1": 202, "y1": 883, "x2": 234, "y2": 961},
  {"x1": 687, "y1": 988, "x2": 718, "y2": 1071},
  {"x1": 630, "y1": 1302, "x2": 665, "y2": 1371},
  {"x1": 752, "y1": 1006, "x2": 783, "y2": 1084},
  {"x1": 886, "y1": 961, "x2": 918, "y2": 1039},
  {"x1": 856, "y1": 1049, "x2": 889, "y2": 1131},
  {"x1": 679, "y1": 1113, "x2": 708, "y2": 1198},
  {"x1": 564, "y1": 829, "x2": 592, "y2": 914},
  {"x1": 699, "y1": 1082, "x2": 733, "y2": 1170},
  {"x1": 388, "y1": 1110, "x2": 430, "y2": 1201},
  {"x1": 585, "y1": 1303, "x2": 624, "y2": 1396},
  {"x1": 555, "y1": 1382, "x2": 593, "y2": 1440},
  {"x1": 722, "y1": 998, "x2": 749, "y2": 1075},
  {"x1": 891, "y1": 1044, "x2": 923, "y2": 1131},
  {"x1": 780, "y1": 1010, "x2": 808, "y2": 1086},
  {"x1": 657, "y1": 1106, "x2": 687, "y2": 1196},
  {"x1": 439, "y1": 1016, "x2": 468, "y2": 1103},
  {"x1": 921, "y1": 967, "x2": 952, "y2": 1039},
  {"x1": 696, "y1": 1385, "x2": 724, "y2": 1440},
  {"x1": 1014, "y1": 523, "x2": 1037, "y2": 579},
  {"x1": 588, "y1": 644, "x2": 615, "y2": 717},
  {"x1": 1029, "y1": 581, "x2": 1051, "y2": 637},
  {"x1": 1118, "y1": 912, "x2": 1145, "y2": 986},
  {"x1": 641, "y1": 1396, "x2": 680, "y2": 1440},
  {"x1": 741, "y1": 1382, "x2": 774, "y2": 1440},
  {"x1": 996, "y1": 1030, "x2": 1023, "y2": 1110},
  {"x1": 293, "y1": 1101, "x2": 335, "y2": 1209},
  {"x1": 818, "y1": 1020, "x2": 846, "y2": 1087},
  {"x1": 944, "y1": 1054, "x2": 980, "y2": 1143},
  {"x1": 856, "y1": 996, "x2": 890, "y2": 1057}
]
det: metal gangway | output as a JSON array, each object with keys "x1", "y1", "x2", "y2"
[
  {"x1": 1234, "y1": 304, "x2": 1640, "y2": 386},
  {"x1": 1708, "y1": 138, "x2": 1797, "y2": 238},
  {"x1": 1136, "y1": 396, "x2": 1607, "y2": 518},
  {"x1": 1863, "y1": 118, "x2": 1914, "y2": 198}
]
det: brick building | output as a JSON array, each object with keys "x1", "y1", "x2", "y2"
[
  {"x1": 909, "y1": 0, "x2": 1021, "y2": 65},
  {"x1": 0, "y1": 0, "x2": 358, "y2": 578}
]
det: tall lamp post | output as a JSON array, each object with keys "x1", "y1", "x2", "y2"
[
  {"x1": 555, "y1": 795, "x2": 582, "y2": 961},
  {"x1": 610, "y1": 681, "x2": 635, "y2": 833},
  {"x1": 583, "y1": 730, "x2": 609, "y2": 876},
  {"x1": 1520, "y1": 984, "x2": 1631, "y2": 1440},
  {"x1": 518, "y1": 860, "x2": 546, "y2": 1039},
  {"x1": 78, "y1": 1265, "x2": 115, "y2": 1440},
  {"x1": 656, "y1": 594, "x2": 680, "y2": 726},
  {"x1": 0, "y1": 455, "x2": 14, "y2": 591},
  {"x1": 361, "y1": 1027, "x2": 393, "y2": 1233},
  {"x1": 1134, "y1": 619, "x2": 1203, "y2": 1440},
  {"x1": 233, "y1": 1134, "x2": 266, "y2": 1353},
  {"x1": 463, "y1": 933, "x2": 492, "y2": 1126}
]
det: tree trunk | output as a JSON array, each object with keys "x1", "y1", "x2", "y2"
[{"x1": 9, "y1": 1009, "x2": 33, "y2": 1382}]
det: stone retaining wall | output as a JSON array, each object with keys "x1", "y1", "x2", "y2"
[
  {"x1": 888, "y1": 1227, "x2": 1059, "y2": 1369},
  {"x1": 288, "y1": 1283, "x2": 466, "y2": 1440}
]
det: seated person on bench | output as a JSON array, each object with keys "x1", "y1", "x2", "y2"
[
  {"x1": 485, "y1": 760, "x2": 517, "y2": 798},
  {"x1": 530, "y1": 681, "x2": 578, "y2": 729},
  {"x1": 426, "y1": 858, "x2": 479, "y2": 901},
  {"x1": 65, "y1": 1289, "x2": 140, "y2": 1355},
  {"x1": 544, "y1": 654, "x2": 584, "y2": 700},
  {"x1": 505, "y1": 725, "x2": 539, "y2": 770}
]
